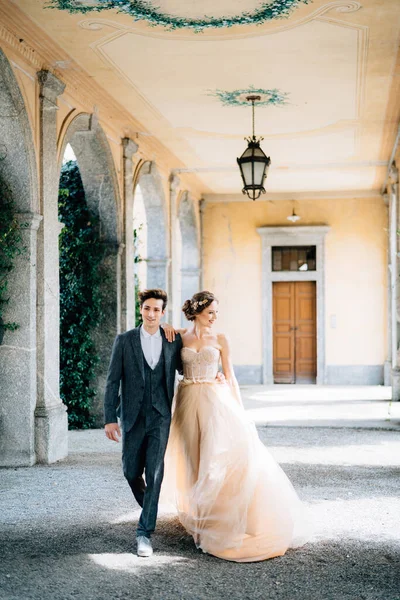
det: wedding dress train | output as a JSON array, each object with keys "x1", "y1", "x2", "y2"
[{"x1": 161, "y1": 345, "x2": 309, "y2": 562}]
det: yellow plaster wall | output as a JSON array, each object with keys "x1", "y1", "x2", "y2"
[{"x1": 203, "y1": 197, "x2": 388, "y2": 367}]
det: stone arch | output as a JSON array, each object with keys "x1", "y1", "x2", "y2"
[
  {"x1": 178, "y1": 192, "x2": 201, "y2": 325},
  {"x1": 58, "y1": 113, "x2": 120, "y2": 244},
  {"x1": 58, "y1": 114, "x2": 122, "y2": 426},
  {"x1": 133, "y1": 161, "x2": 169, "y2": 292},
  {"x1": 0, "y1": 49, "x2": 41, "y2": 466},
  {"x1": 0, "y1": 50, "x2": 38, "y2": 212}
]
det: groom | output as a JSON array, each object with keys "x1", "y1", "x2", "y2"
[{"x1": 104, "y1": 288, "x2": 182, "y2": 557}]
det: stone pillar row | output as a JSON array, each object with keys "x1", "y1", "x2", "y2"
[{"x1": 1, "y1": 68, "x2": 202, "y2": 466}]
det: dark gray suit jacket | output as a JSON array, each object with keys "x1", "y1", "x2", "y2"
[{"x1": 104, "y1": 326, "x2": 183, "y2": 432}]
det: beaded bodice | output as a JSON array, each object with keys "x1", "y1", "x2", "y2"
[{"x1": 181, "y1": 346, "x2": 220, "y2": 382}]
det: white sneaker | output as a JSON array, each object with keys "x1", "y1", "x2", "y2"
[{"x1": 137, "y1": 536, "x2": 153, "y2": 557}]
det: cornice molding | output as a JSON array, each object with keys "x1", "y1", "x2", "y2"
[
  {"x1": 0, "y1": 24, "x2": 41, "y2": 68},
  {"x1": 203, "y1": 190, "x2": 383, "y2": 202}
]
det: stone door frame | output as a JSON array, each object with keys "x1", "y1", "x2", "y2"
[{"x1": 257, "y1": 225, "x2": 330, "y2": 385}]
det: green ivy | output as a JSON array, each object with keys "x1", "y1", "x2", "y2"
[
  {"x1": 0, "y1": 176, "x2": 26, "y2": 336},
  {"x1": 59, "y1": 161, "x2": 105, "y2": 429},
  {"x1": 47, "y1": 0, "x2": 311, "y2": 32}
]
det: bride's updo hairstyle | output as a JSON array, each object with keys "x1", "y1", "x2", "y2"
[{"x1": 182, "y1": 291, "x2": 218, "y2": 321}]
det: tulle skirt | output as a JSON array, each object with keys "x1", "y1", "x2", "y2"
[{"x1": 161, "y1": 380, "x2": 309, "y2": 562}]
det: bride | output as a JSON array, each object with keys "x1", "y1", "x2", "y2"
[{"x1": 162, "y1": 290, "x2": 309, "y2": 562}]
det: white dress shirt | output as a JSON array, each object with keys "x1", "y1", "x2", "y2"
[{"x1": 140, "y1": 326, "x2": 163, "y2": 370}]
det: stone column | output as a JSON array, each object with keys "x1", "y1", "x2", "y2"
[
  {"x1": 0, "y1": 213, "x2": 42, "y2": 466},
  {"x1": 146, "y1": 258, "x2": 170, "y2": 293},
  {"x1": 199, "y1": 198, "x2": 206, "y2": 291},
  {"x1": 388, "y1": 163, "x2": 400, "y2": 399},
  {"x1": 122, "y1": 138, "x2": 139, "y2": 331},
  {"x1": 90, "y1": 241, "x2": 124, "y2": 426},
  {"x1": 169, "y1": 174, "x2": 180, "y2": 325},
  {"x1": 180, "y1": 267, "x2": 201, "y2": 327},
  {"x1": 383, "y1": 192, "x2": 392, "y2": 386},
  {"x1": 35, "y1": 70, "x2": 68, "y2": 464}
]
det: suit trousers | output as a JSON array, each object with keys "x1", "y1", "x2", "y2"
[{"x1": 122, "y1": 410, "x2": 171, "y2": 538}]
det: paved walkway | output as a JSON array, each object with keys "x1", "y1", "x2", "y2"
[{"x1": 1, "y1": 386, "x2": 400, "y2": 600}]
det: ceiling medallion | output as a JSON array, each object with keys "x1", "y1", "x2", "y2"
[
  {"x1": 208, "y1": 86, "x2": 289, "y2": 107},
  {"x1": 48, "y1": 0, "x2": 311, "y2": 32}
]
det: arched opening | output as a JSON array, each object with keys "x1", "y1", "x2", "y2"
[
  {"x1": 133, "y1": 183, "x2": 148, "y2": 294},
  {"x1": 178, "y1": 192, "x2": 201, "y2": 326},
  {"x1": 0, "y1": 50, "x2": 45, "y2": 466},
  {"x1": 133, "y1": 162, "x2": 168, "y2": 306},
  {"x1": 58, "y1": 144, "x2": 105, "y2": 428},
  {"x1": 58, "y1": 115, "x2": 121, "y2": 426}
]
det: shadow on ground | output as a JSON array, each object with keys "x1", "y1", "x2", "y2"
[
  {"x1": 1, "y1": 426, "x2": 400, "y2": 600},
  {"x1": 0, "y1": 516, "x2": 399, "y2": 600}
]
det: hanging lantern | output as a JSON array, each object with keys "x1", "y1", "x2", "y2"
[
  {"x1": 237, "y1": 95, "x2": 271, "y2": 201},
  {"x1": 287, "y1": 208, "x2": 301, "y2": 223}
]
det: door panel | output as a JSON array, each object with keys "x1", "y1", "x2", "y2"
[
  {"x1": 273, "y1": 281, "x2": 316, "y2": 384},
  {"x1": 273, "y1": 282, "x2": 295, "y2": 383},
  {"x1": 295, "y1": 281, "x2": 317, "y2": 383}
]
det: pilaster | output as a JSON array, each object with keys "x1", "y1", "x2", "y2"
[{"x1": 35, "y1": 70, "x2": 68, "y2": 464}]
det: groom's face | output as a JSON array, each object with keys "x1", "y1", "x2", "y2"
[{"x1": 140, "y1": 298, "x2": 165, "y2": 330}]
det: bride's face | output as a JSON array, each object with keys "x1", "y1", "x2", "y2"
[{"x1": 196, "y1": 300, "x2": 219, "y2": 328}]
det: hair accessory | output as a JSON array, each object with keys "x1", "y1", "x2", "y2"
[{"x1": 192, "y1": 298, "x2": 208, "y2": 310}]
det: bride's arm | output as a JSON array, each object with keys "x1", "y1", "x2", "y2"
[
  {"x1": 161, "y1": 323, "x2": 188, "y2": 342},
  {"x1": 218, "y1": 333, "x2": 244, "y2": 407}
]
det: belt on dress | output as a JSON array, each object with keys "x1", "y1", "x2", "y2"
[{"x1": 180, "y1": 378, "x2": 223, "y2": 386}]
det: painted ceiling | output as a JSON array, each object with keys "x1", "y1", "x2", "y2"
[{"x1": 10, "y1": 0, "x2": 400, "y2": 195}]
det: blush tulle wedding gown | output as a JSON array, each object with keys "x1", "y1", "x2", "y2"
[{"x1": 161, "y1": 345, "x2": 309, "y2": 562}]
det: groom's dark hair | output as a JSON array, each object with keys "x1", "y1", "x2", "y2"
[{"x1": 139, "y1": 289, "x2": 168, "y2": 311}]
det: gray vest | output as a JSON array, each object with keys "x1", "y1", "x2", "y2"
[{"x1": 140, "y1": 351, "x2": 170, "y2": 418}]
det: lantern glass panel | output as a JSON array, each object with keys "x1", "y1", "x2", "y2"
[
  {"x1": 240, "y1": 161, "x2": 253, "y2": 186},
  {"x1": 253, "y1": 161, "x2": 266, "y2": 185}
]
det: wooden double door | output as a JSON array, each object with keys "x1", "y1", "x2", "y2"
[{"x1": 273, "y1": 281, "x2": 317, "y2": 384}]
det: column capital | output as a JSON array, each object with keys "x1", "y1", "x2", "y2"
[
  {"x1": 37, "y1": 70, "x2": 65, "y2": 104},
  {"x1": 389, "y1": 162, "x2": 399, "y2": 185},
  {"x1": 146, "y1": 257, "x2": 171, "y2": 267},
  {"x1": 122, "y1": 137, "x2": 139, "y2": 159},
  {"x1": 169, "y1": 173, "x2": 181, "y2": 192},
  {"x1": 181, "y1": 267, "x2": 201, "y2": 275}
]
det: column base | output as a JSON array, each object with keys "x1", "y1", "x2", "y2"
[
  {"x1": 0, "y1": 450, "x2": 36, "y2": 468},
  {"x1": 391, "y1": 368, "x2": 400, "y2": 401},
  {"x1": 35, "y1": 403, "x2": 68, "y2": 463},
  {"x1": 384, "y1": 360, "x2": 392, "y2": 386}
]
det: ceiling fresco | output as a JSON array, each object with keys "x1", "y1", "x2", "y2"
[
  {"x1": 6, "y1": 0, "x2": 400, "y2": 195},
  {"x1": 49, "y1": 0, "x2": 311, "y2": 31}
]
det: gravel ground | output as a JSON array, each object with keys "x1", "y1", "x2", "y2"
[{"x1": 1, "y1": 396, "x2": 400, "y2": 600}]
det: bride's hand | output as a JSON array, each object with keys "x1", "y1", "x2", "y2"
[
  {"x1": 161, "y1": 323, "x2": 176, "y2": 342},
  {"x1": 216, "y1": 371, "x2": 226, "y2": 384}
]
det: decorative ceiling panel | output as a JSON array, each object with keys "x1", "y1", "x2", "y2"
[{"x1": 96, "y1": 19, "x2": 360, "y2": 136}]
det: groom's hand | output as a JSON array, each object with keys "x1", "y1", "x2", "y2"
[
  {"x1": 105, "y1": 422, "x2": 121, "y2": 442},
  {"x1": 216, "y1": 371, "x2": 226, "y2": 383}
]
